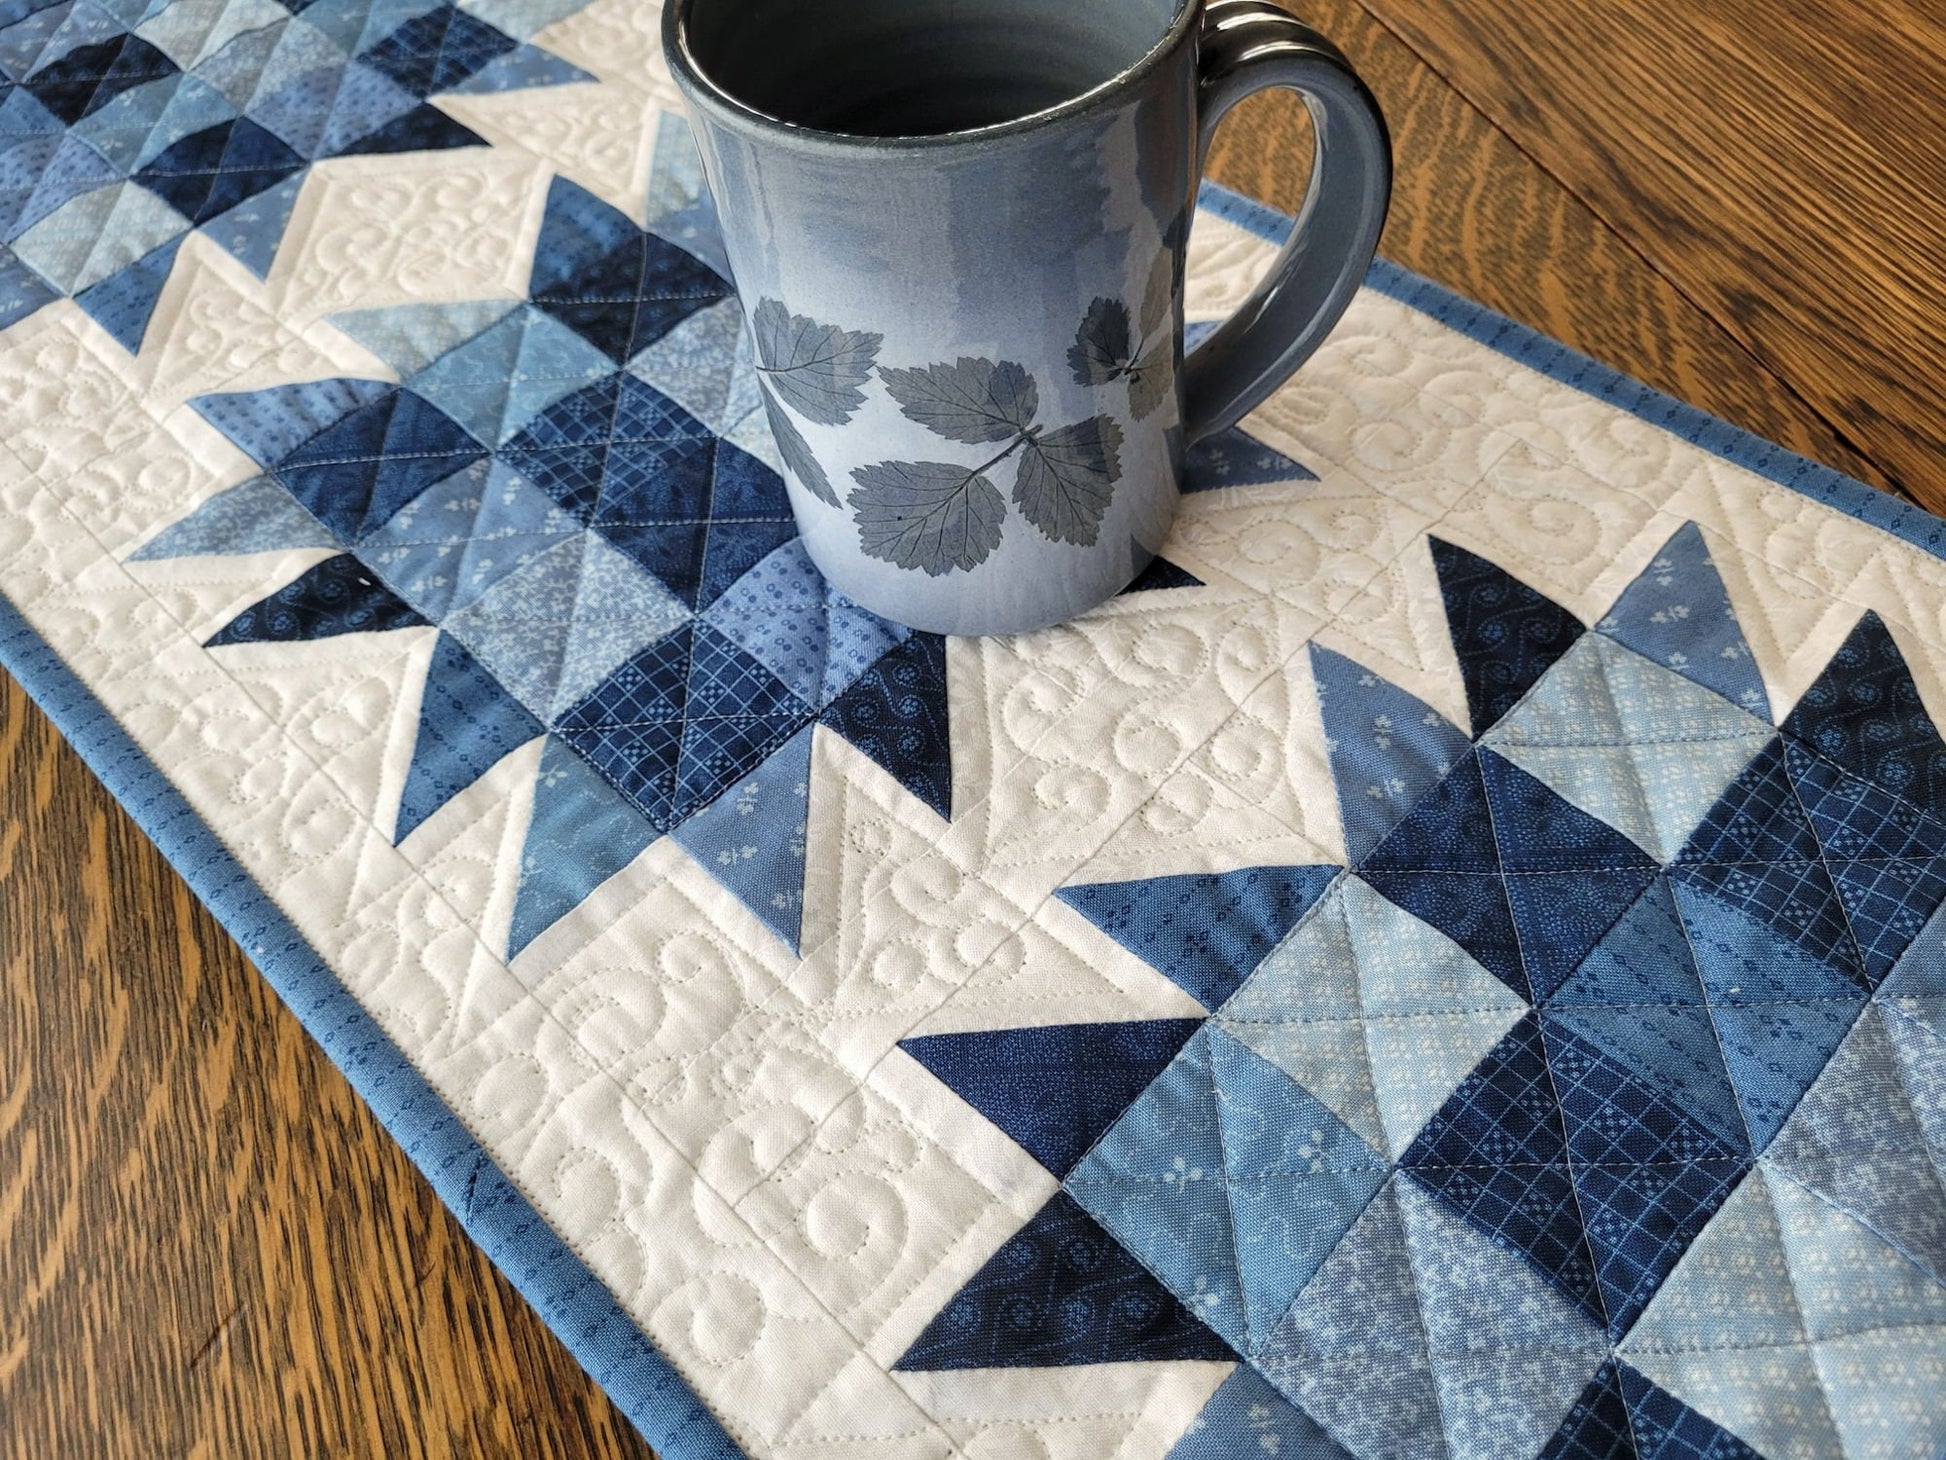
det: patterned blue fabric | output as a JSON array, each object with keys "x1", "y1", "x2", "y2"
[
  {"x1": 1180, "y1": 423, "x2": 1317, "y2": 493},
  {"x1": 1431, "y1": 535, "x2": 1584, "y2": 735},
  {"x1": 1615, "y1": 1363, "x2": 1764, "y2": 1460},
  {"x1": 1599, "y1": 522, "x2": 1770, "y2": 718},
  {"x1": 208, "y1": 551, "x2": 426, "y2": 643},
  {"x1": 1783, "y1": 609, "x2": 1946, "y2": 810},
  {"x1": 397, "y1": 631, "x2": 543, "y2": 841},
  {"x1": 907, "y1": 533, "x2": 1946, "y2": 1458},
  {"x1": 1064, "y1": 1025, "x2": 1390, "y2": 1357},
  {"x1": 1120, "y1": 553, "x2": 1201, "y2": 593},
  {"x1": 894, "y1": 1191, "x2": 1233, "y2": 1370},
  {"x1": 1055, "y1": 866, "x2": 1340, "y2": 1010},
  {"x1": 147, "y1": 155, "x2": 960, "y2": 954},
  {"x1": 1309, "y1": 640, "x2": 1470, "y2": 864},
  {"x1": 1167, "y1": 1364, "x2": 1351, "y2": 1460},
  {"x1": 898, "y1": 1019, "x2": 1201, "y2": 1178},
  {"x1": 0, "y1": 0, "x2": 596, "y2": 348}
]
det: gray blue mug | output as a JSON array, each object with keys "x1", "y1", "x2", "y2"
[{"x1": 663, "y1": 0, "x2": 1390, "y2": 635}]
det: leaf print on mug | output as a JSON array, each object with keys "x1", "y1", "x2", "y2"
[
  {"x1": 758, "y1": 382, "x2": 838, "y2": 505},
  {"x1": 1014, "y1": 416, "x2": 1122, "y2": 545},
  {"x1": 1067, "y1": 250, "x2": 1175, "y2": 420},
  {"x1": 751, "y1": 297, "x2": 882, "y2": 424},
  {"x1": 1068, "y1": 298, "x2": 1133, "y2": 387},
  {"x1": 882, "y1": 357, "x2": 1039, "y2": 443},
  {"x1": 849, "y1": 459, "x2": 1007, "y2": 576}
]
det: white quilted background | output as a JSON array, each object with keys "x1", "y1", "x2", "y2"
[{"x1": 4, "y1": 3, "x2": 1945, "y2": 1454}]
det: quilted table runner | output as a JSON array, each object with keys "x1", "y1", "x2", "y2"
[{"x1": 6, "y1": 2, "x2": 1946, "y2": 1455}]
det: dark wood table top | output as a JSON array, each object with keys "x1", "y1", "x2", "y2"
[{"x1": 4, "y1": 1, "x2": 1940, "y2": 1453}]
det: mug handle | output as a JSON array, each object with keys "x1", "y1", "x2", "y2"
[{"x1": 1182, "y1": 0, "x2": 1392, "y2": 442}]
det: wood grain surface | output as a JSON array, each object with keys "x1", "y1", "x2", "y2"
[{"x1": 2, "y1": 1, "x2": 1937, "y2": 1455}]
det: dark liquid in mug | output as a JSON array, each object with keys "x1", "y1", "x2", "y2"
[
  {"x1": 797, "y1": 76, "x2": 1091, "y2": 137},
  {"x1": 683, "y1": 0, "x2": 1180, "y2": 137}
]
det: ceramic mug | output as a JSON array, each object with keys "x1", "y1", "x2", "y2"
[{"x1": 662, "y1": 0, "x2": 1390, "y2": 635}]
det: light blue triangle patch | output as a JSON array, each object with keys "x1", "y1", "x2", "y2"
[
  {"x1": 1880, "y1": 896, "x2": 1946, "y2": 1038},
  {"x1": 205, "y1": 170, "x2": 306, "y2": 281},
  {"x1": 1310, "y1": 642, "x2": 1470, "y2": 864},
  {"x1": 1168, "y1": 1364, "x2": 1350, "y2": 1460},
  {"x1": 129, "y1": 474, "x2": 336, "y2": 560},
  {"x1": 444, "y1": 41, "x2": 593, "y2": 92},
  {"x1": 673, "y1": 723, "x2": 813, "y2": 951},
  {"x1": 1207, "y1": 1027, "x2": 1389, "y2": 1352},
  {"x1": 1767, "y1": 1004, "x2": 1946, "y2": 1282},
  {"x1": 1394, "y1": 1178, "x2": 1608, "y2": 1460},
  {"x1": 457, "y1": 0, "x2": 592, "y2": 41},
  {"x1": 1883, "y1": 998, "x2": 1946, "y2": 1160},
  {"x1": 330, "y1": 299, "x2": 520, "y2": 380},
  {"x1": 74, "y1": 233, "x2": 180, "y2": 352},
  {"x1": 192, "y1": 377, "x2": 396, "y2": 466},
  {"x1": 508, "y1": 735, "x2": 661, "y2": 957},
  {"x1": 1257, "y1": 1181, "x2": 1445, "y2": 1459},
  {"x1": 407, "y1": 306, "x2": 609, "y2": 445},
  {"x1": 1067, "y1": 1028, "x2": 1249, "y2": 1351},
  {"x1": 1710, "y1": 999, "x2": 1863, "y2": 1154},
  {"x1": 1598, "y1": 522, "x2": 1770, "y2": 719},
  {"x1": 396, "y1": 632, "x2": 544, "y2": 842},
  {"x1": 1764, "y1": 1166, "x2": 1946, "y2": 1342}
]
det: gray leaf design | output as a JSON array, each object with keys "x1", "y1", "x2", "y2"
[
  {"x1": 850, "y1": 459, "x2": 1007, "y2": 575},
  {"x1": 751, "y1": 297, "x2": 882, "y2": 425},
  {"x1": 1126, "y1": 337, "x2": 1174, "y2": 421},
  {"x1": 760, "y1": 382, "x2": 838, "y2": 506},
  {"x1": 881, "y1": 357, "x2": 1038, "y2": 444},
  {"x1": 1013, "y1": 416, "x2": 1123, "y2": 546},
  {"x1": 1138, "y1": 248, "x2": 1174, "y2": 339},
  {"x1": 1068, "y1": 297, "x2": 1132, "y2": 386}
]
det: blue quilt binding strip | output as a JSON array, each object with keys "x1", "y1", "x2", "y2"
[
  {"x1": 0, "y1": 593, "x2": 747, "y2": 1460},
  {"x1": 1200, "y1": 179, "x2": 1946, "y2": 563},
  {"x1": 3, "y1": 179, "x2": 1942, "y2": 1460}
]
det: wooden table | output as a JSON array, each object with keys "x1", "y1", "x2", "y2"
[{"x1": 4, "y1": 1, "x2": 1941, "y2": 1452}]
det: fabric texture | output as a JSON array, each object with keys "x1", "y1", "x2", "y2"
[{"x1": 2, "y1": 7, "x2": 1944, "y2": 1454}]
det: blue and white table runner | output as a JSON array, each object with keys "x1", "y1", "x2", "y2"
[{"x1": 3, "y1": 1, "x2": 1945, "y2": 1454}]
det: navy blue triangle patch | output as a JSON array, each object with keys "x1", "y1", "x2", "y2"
[
  {"x1": 1784, "y1": 738, "x2": 1946, "y2": 862},
  {"x1": 894, "y1": 1190, "x2": 1234, "y2": 1369},
  {"x1": 207, "y1": 554, "x2": 428, "y2": 646},
  {"x1": 1675, "y1": 738, "x2": 1823, "y2": 866},
  {"x1": 1783, "y1": 611, "x2": 1946, "y2": 813},
  {"x1": 900, "y1": 1019, "x2": 1202, "y2": 1177},
  {"x1": 1120, "y1": 552, "x2": 1202, "y2": 593},
  {"x1": 1056, "y1": 866, "x2": 1338, "y2": 1010},
  {"x1": 1540, "y1": 1360, "x2": 1635, "y2": 1459},
  {"x1": 1430, "y1": 537, "x2": 1584, "y2": 736},
  {"x1": 1481, "y1": 750, "x2": 1658, "y2": 1000},
  {"x1": 334, "y1": 102, "x2": 487, "y2": 157},
  {"x1": 1361, "y1": 749, "x2": 1501, "y2": 873},
  {"x1": 277, "y1": 389, "x2": 489, "y2": 541},
  {"x1": 1401, "y1": 1015, "x2": 1605, "y2": 1323},
  {"x1": 1617, "y1": 1362, "x2": 1763, "y2": 1459},
  {"x1": 821, "y1": 631, "x2": 952, "y2": 819},
  {"x1": 1573, "y1": 1159, "x2": 1746, "y2": 1341},
  {"x1": 1181, "y1": 424, "x2": 1316, "y2": 493},
  {"x1": 396, "y1": 632, "x2": 543, "y2": 841}
]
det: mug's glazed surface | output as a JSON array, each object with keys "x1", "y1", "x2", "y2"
[{"x1": 664, "y1": 0, "x2": 1387, "y2": 635}]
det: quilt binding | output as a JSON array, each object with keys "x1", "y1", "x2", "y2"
[{"x1": 2, "y1": 177, "x2": 1940, "y2": 1460}]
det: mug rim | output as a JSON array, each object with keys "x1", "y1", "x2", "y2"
[{"x1": 661, "y1": 0, "x2": 1198, "y2": 150}]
